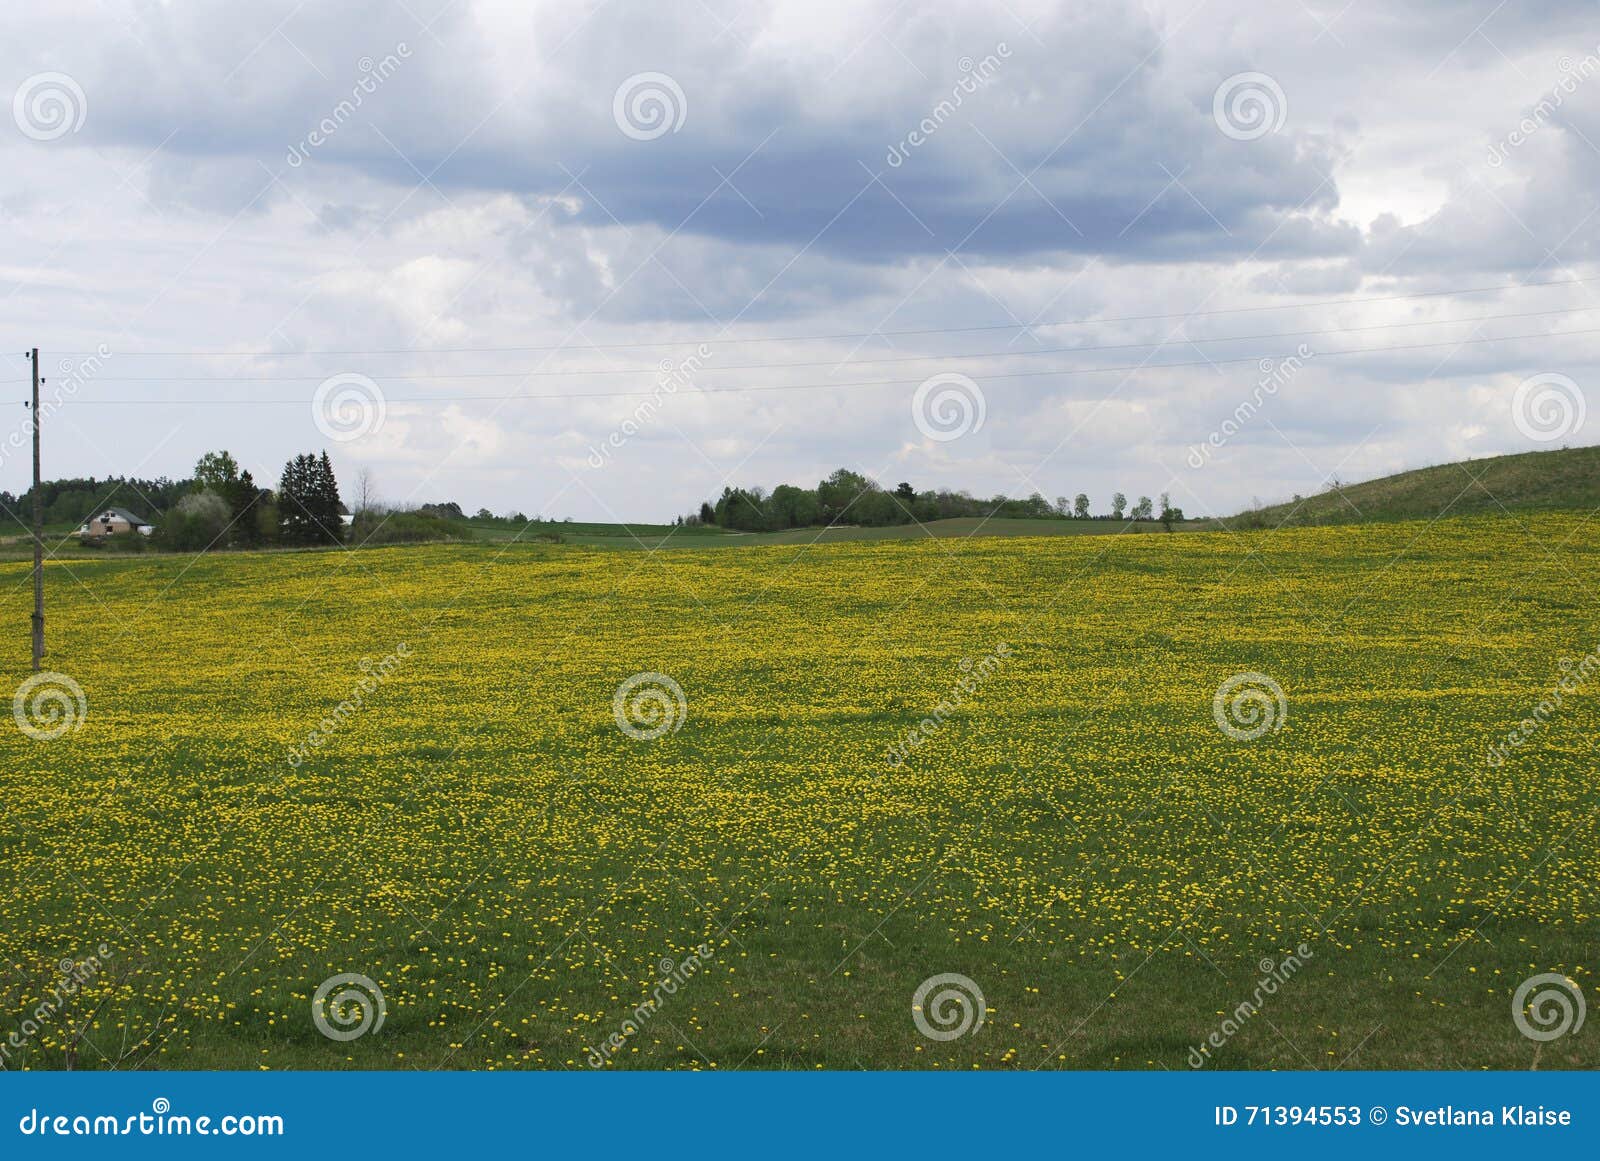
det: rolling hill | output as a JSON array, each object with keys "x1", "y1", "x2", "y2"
[{"x1": 1230, "y1": 445, "x2": 1600, "y2": 529}]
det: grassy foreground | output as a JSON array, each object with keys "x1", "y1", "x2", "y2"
[{"x1": 1, "y1": 514, "x2": 1596, "y2": 1070}]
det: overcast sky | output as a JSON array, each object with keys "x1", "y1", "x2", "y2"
[{"x1": 4, "y1": 0, "x2": 1599, "y2": 522}]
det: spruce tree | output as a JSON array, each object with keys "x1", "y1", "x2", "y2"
[
  {"x1": 316, "y1": 452, "x2": 345, "y2": 542},
  {"x1": 278, "y1": 454, "x2": 323, "y2": 546}
]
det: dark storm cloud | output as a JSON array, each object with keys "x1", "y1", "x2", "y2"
[{"x1": 44, "y1": 0, "x2": 1352, "y2": 265}]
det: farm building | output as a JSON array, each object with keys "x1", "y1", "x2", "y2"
[{"x1": 78, "y1": 506, "x2": 154, "y2": 540}]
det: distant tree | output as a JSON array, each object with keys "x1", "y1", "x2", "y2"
[
  {"x1": 474, "y1": 508, "x2": 494, "y2": 521},
  {"x1": 315, "y1": 452, "x2": 345, "y2": 540},
  {"x1": 768, "y1": 483, "x2": 820, "y2": 529},
  {"x1": 1110, "y1": 492, "x2": 1127, "y2": 520},
  {"x1": 355, "y1": 468, "x2": 380, "y2": 515},
  {"x1": 278, "y1": 452, "x2": 345, "y2": 546},
  {"x1": 193, "y1": 450, "x2": 240, "y2": 492},
  {"x1": 156, "y1": 491, "x2": 230, "y2": 552},
  {"x1": 224, "y1": 470, "x2": 268, "y2": 547},
  {"x1": 1159, "y1": 492, "x2": 1184, "y2": 532},
  {"x1": 188, "y1": 450, "x2": 262, "y2": 546},
  {"x1": 1073, "y1": 493, "x2": 1091, "y2": 520},
  {"x1": 817, "y1": 468, "x2": 875, "y2": 524},
  {"x1": 715, "y1": 486, "x2": 768, "y2": 531},
  {"x1": 894, "y1": 482, "x2": 916, "y2": 503},
  {"x1": 1130, "y1": 495, "x2": 1154, "y2": 521},
  {"x1": 254, "y1": 497, "x2": 280, "y2": 545},
  {"x1": 698, "y1": 501, "x2": 716, "y2": 525},
  {"x1": 1055, "y1": 496, "x2": 1070, "y2": 517}
]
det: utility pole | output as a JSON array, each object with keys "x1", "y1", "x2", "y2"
[{"x1": 29, "y1": 348, "x2": 42, "y2": 672}]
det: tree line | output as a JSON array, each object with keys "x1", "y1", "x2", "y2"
[
  {"x1": 138, "y1": 449, "x2": 349, "y2": 551},
  {"x1": 1, "y1": 449, "x2": 351, "y2": 552},
  {"x1": 690, "y1": 469, "x2": 1186, "y2": 531}
]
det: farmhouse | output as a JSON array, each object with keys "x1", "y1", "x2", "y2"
[{"x1": 78, "y1": 507, "x2": 154, "y2": 540}]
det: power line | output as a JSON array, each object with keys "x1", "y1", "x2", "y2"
[
  {"x1": 26, "y1": 324, "x2": 1600, "y2": 404},
  {"x1": 41, "y1": 271, "x2": 1600, "y2": 358},
  {"x1": 16, "y1": 304, "x2": 1600, "y2": 384}
]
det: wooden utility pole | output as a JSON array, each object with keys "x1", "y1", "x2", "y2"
[{"x1": 29, "y1": 348, "x2": 42, "y2": 671}]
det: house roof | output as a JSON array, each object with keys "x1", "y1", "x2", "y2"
[{"x1": 95, "y1": 507, "x2": 150, "y2": 526}]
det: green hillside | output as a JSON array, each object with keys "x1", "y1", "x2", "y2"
[{"x1": 1232, "y1": 445, "x2": 1600, "y2": 528}]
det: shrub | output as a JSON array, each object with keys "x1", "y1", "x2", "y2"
[
  {"x1": 349, "y1": 510, "x2": 458, "y2": 545},
  {"x1": 153, "y1": 491, "x2": 230, "y2": 552}
]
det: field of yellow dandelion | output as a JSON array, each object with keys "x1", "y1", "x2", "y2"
[{"x1": 1, "y1": 514, "x2": 1595, "y2": 1070}]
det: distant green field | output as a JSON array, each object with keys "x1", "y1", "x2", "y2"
[
  {"x1": 457, "y1": 516, "x2": 1183, "y2": 550},
  {"x1": 1237, "y1": 445, "x2": 1600, "y2": 528}
]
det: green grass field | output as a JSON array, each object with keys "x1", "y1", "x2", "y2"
[
  {"x1": 465, "y1": 515, "x2": 1180, "y2": 550},
  {"x1": 1, "y1": 511, "x2": 1595, "y2": 1070},
  {"x1": 1236, "y1": 445, "x2": 1600, "y2": 528}
]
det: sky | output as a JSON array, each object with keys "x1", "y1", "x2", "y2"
[{"x1": 4, "y1": 0, "x2": 1600, "y2": 523}]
